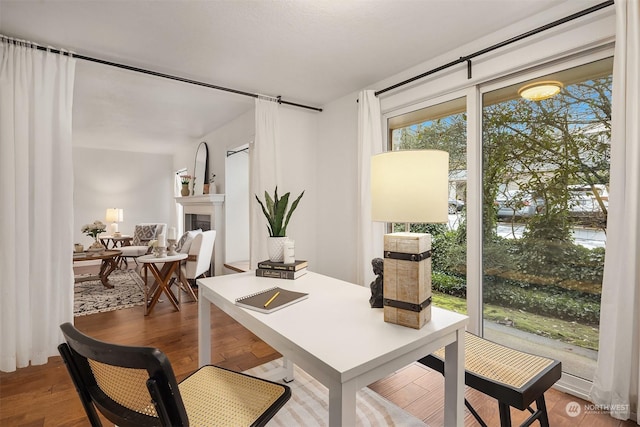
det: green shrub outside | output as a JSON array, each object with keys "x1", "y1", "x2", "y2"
[{"x1": 429, "y1": 225, "x2": 603, "y2": 326}]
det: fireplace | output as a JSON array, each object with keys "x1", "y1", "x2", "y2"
[
  {"x1": 185, "y1": 214, "x2": 211, "y2": 231},
  {"x1": 175, "y1": 194, "x2": 225, "y2": 276}
]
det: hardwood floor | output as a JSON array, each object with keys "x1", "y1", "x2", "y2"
[{"x1": 0, "y1": 267, "x2": 635, "y2": 426}]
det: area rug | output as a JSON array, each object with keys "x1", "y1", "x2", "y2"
[
  {"x1": 74, "y1": 270, "x2": 145, "y2": 316},
  {"x1": 245, "y1": 359, "x2": 427, "y2": 426}
]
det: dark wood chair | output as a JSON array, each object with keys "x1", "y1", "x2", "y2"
[
  {"x1": 58, "y1": 322, "x2": 290, "y2": 426},
  {"x1": 418, "y1": 331, "x2": 561, "y2": 427}
]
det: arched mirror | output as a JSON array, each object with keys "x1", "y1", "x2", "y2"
[{"x1": 193, "y1": 141, "x2": 209, "y2": 196}]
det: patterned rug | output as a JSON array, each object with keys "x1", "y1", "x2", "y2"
[
  {"x1": 74, "y1": 270, "x2": 145, "y2": 316},
  {"x1": 245, "y1": 359, "x2": 427, "y2": 426}
]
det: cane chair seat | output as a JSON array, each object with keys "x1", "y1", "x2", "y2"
[
  {"x1": 419, "y1": 331, "x2": 561, "y2": 427},
  {"x1": 58, "y1": 322, "x2": 290, "y2": 427}
]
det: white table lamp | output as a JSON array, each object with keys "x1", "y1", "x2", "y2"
[
  {"x1": 371, "y1": 149, "x2": 449, "y2": 329},
  {"x1": 105, "y1": 208, "x2": 123, "y2": 234}
]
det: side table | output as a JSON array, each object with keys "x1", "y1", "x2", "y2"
[
  {"x1": 137, "y1": 253, "x2": 187, "y2": 315},
  {"x1": 100, "y1": 235, "x2": 133, "y2": 249}
]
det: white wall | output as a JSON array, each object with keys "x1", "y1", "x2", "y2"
[
  {"x1": 314, "y1": 94, "x2": 359, "y2": 282},
  {"x1": 73, "y1": 147, "x2": 173, "y2": 247},
  {"x1": 314, "y1": 3, "x2": 615, "y2": 284},
  {"x1": 175, "y1": 108, "x2": 255, "y2": 266},
  {"x1": 276, "y1": 106, "x2": 319, "y2": 268}
]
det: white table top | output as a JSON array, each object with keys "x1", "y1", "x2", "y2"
[
  {"x1": 137, "y1": 253, "x2": 187, "y2": 263},
  {"x1": 198, "y1": 271, "x2": 468, "y2": 384}
]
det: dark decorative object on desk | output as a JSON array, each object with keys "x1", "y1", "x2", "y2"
[{"x1": 369, "y1": 257, "x2": 384, "y2": 308}]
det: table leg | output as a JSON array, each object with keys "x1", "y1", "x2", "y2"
[
  {"x1": 146, "y1": 262, "x2": 180, "y2": 314},
  {"x1": 328, "y1": 379, "x2": 357, "y2": 427},
  {"x1": 157, "y1": 262, "x2": 180, "y2": 308},
  {"x1": 282, "y1": 358, "x2": 294, "y2": 383},
  {"x1": 98, "y1": 258, "x2": 116, "y2": 289},
  {"x1": 143, "y1": 264, "x2": 151, "y2": 315},
  {"x1": 444, "y1": 328, "x2": 465, "y2": 427},
  {"x1": 198, "y1": 292, "x2": 211, "y2": 367}
]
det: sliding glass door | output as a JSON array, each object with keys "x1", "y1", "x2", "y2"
[
  {"x1": 384, "y1": 52, "x2": 614, "y2": 395},
  {"x1": 481, "y1": 57, "x2": 613, "y2": 381}
]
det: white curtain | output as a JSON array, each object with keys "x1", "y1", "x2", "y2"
[
  {"x1": 590, "y1": 0, "x2": 640, "y2": 422},
  {"x1": 249, "y1": 97, "x2": 281, "y2": 269},
  {"x1": 0, "y1": 38, "x2": 76, "y2": 372},
  {"x1": 356, "y1": 90, "x2": 385, "y2": 286}
]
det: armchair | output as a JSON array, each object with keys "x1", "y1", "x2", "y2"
[
  {"x1": 118, "y1": 223, "x2": 166, "y2": 269},
  {"x1": 174, "y1": 230, "x2": 216, "y2": 302}
]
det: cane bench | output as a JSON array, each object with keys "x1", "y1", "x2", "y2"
[{"x1": 418, "y1": 332, "x2": 561, "y2": 427}]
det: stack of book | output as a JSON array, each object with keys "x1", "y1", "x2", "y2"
[{"x1": 256, "y1": 259, "x2": 308, "y2": 280}]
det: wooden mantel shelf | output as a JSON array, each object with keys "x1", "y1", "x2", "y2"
[{"x1": 174, "y1": 194, "x2": 225, "y2": 206}]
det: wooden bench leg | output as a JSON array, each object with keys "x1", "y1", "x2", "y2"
[
  {"x1": 536, "y1": 396, "x2": 549, "y2": 427},
  {"x1": 499, "y1": 402, "x2": 512, "y2": 427}
]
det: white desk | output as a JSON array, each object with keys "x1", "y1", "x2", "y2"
[{"x1": 197, "y1": 271, "x2": 467, "y2": 426}]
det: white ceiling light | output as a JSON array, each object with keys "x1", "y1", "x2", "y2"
[{"x1": 518, "y1": 81, "x2": 563, "y2": 101}]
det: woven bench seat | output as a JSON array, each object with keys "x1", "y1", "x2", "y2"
[{"x1": 418, "y1": 332, "x2": 561, "y2": 427}]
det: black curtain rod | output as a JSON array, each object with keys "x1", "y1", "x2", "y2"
[
  {"x1": 1, "y1": 35, "x2": 322, "y2": 112},
  {"x1": 375, "y1": 0, "x2": 614, "y2": 97},
  {"x1": 71, "y1": 51, "x2": 324, "y2": 112},
  {"x1": 226, "y1": 147, "x2": 249, "y2": 157}
]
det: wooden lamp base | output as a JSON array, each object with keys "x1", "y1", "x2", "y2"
[{"x1": 382, "y1": 232, "x2": 432, "y2": 329}]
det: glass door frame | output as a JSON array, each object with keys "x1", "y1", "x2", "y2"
[{"x1": 382, "y1": 45, "x2": 614, "y2": 400}]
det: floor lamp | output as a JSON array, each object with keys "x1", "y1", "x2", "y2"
[{"x1": 371, "y1": 150, "x2": 449, "y2": 329}]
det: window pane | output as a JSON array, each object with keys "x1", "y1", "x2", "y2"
[
  {"x1": 481, "y1": 58, "x2": 612, "y2": 380},
  {"x1": 389, "y1": 97, "x2": 467, "y2": 315}
]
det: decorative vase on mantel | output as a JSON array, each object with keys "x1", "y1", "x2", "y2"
[{"x1": 181, "y1": 183, "x2": 190, "y2": 197}]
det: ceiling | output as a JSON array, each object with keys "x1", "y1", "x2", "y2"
[{"x1": 1, "y1": 0, "x2": 588, "y2": 154}]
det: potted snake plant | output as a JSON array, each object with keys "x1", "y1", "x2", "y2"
[{"x1": 255, "y1": 187, "x2": 304, "y2": 262}]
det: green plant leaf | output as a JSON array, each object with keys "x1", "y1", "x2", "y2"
[
  {"x1": 282, "y1": 190, "x2": 304, "y2": 236},
  {"x1": 272, "y1": 192, "x2": 290, "y2": 236},
  {"x1": 255, "y1": 195, "x2": 275, "y2": 236}
]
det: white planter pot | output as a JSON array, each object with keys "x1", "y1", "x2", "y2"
[{"x1": 267, "y1": 237, "x2": 288, "y2": 262}]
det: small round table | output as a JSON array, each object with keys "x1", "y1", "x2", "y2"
[
  {"x1": 73, "y1": 250, "x2": 122, "y2": 289},
  {"x1": 137, "y1": 253, "x2": 187, "y2": 315}
]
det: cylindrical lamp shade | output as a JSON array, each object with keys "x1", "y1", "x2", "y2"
[
  {"x1": 105, "y1": 208, "x2": 123, "y2": 223},
  {"x1": 371, "y1": 150, "x2": 449, "y2": 223}
]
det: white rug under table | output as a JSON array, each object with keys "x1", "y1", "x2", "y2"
[{"x1": 245, "y1": 359, "x2": 427, "y2": 426}]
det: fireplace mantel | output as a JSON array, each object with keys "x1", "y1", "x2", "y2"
[
  {"x1": 175, "y1": 194, "x2": 225, "y2": 275},
  {"x1": 175, "y1": 194, "x2": 224, "y2": 208}
]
